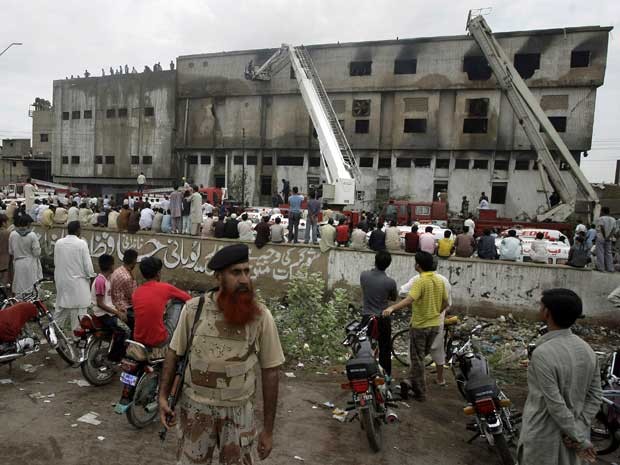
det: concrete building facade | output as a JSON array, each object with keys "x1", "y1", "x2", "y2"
[
  {"x1": 51, "y1": 70, "x2": 177, "y2": 194},
  {"x1": 174, "y1": 25, "x2": 611, "y2": 217}
]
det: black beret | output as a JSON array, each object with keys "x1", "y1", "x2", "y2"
[{"x1": 208, "y1": 244, "x2": 249, "y2": 271}]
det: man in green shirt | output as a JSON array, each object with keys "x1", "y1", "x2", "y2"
[{"x1": 383, "y1": 251, "x2": 448, "y2": 401}]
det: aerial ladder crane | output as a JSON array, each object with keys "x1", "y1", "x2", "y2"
[
  {"x1": 245, "y1": 45, "x2": 361, "y2": 207},
  {"x1": 466, "y1": 11, "x2": 600, "y2": 222}
]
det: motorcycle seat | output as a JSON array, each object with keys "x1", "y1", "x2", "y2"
[
  {"x1": 79, "y1": 314, "x2": 104, "y2": 330},
  {"x1": 464, "y1": 374, "x2": 500, "y2": 399}
]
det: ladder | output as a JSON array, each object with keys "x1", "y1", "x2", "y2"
[{"x1": 293, "y1": 46, "x2": 361, "y2": 179}]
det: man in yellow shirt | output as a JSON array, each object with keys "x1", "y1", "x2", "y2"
[
  {"x1": 41, "y1": 205, "x2": 56, "y2": 229},
  {"x1": 383, "y1": 251, "x2": 448, "y2": 401},
  {"x1": 437, "y1": 230, "x2": 455, "y2": 258}
]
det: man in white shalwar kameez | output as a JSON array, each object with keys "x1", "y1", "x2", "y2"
[
  {"x1": 53, "y1": 221, "x2": 95, "y2": 334},
  {"x1": 23, "y1": 177, "x2": 38, "y2": 213},
  {"x1": 517, "y1": 289, "x2": 602, "y2": 465},
  {"x1": 9, "y1": 215, "x2": 43, "y2": 296}
]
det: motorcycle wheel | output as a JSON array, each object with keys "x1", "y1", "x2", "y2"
[
  {"x1": 359, "y1": 404, "x2": 382, "y2": 452},
  {"x1": 80, "y1": 339, "x2": 115, "y2": 386},
  {"x1": 127, "y1": 370, "x2": 160, "y2": 429},
  {"x1": 51, "y1": 321, "x2": 77, "y2": 366},
  {"x1": 591, "y1": 410, "x2": 620, "y2": 455},
  {"x1": 391, "y1": 329, "x2": 410, "y2": 367},
  {"x1": 492, "y1": 433, "x2": 515, "y2": 465}
]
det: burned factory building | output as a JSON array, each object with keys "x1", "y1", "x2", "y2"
[{"x1": 51, "y1": 25, "x2": 611, "y2": 217}]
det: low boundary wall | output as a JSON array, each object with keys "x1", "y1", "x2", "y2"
[{"x1": 37, "y1": 226, "x2": 620, "y2": 326}]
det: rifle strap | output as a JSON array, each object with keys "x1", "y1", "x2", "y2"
[{"x1": 185, "y1": 294, "x2": 206, "y2": 359}]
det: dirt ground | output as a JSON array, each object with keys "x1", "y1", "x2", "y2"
[{"x1": 1, "y1": 349, "x2": 618, "y2": 465}]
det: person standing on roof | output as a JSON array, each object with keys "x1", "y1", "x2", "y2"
[{"x1": 137, "y1": 172, "x2": 146, "y2": 194}]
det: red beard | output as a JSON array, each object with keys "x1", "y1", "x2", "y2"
[{"x1": 217, "y1": 285, "x2": 261, "y2": 326}]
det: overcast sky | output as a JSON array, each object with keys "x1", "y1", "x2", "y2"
[{"x1": 0, "y1": 0, "x2": 618, "y2": 182}]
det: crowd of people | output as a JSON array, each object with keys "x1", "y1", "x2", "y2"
[{"x1": 65, "y1": 60, "x2": 175, "y2": 80}]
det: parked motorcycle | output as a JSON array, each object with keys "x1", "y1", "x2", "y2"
[
  {"x1": 341, "y1": 316, "x2": 399, "y2": 452},
  {"x1": 589, "y1": 350, "x2": 620, "y2": 455},
  {"x1": 113, "y1": 299, "x2": 184, "y2": 428},
  {"x1": 73, "y1": 314, "x2": 129, "y2": 386},
  {"x1": 0, "y1": 279, "x2": 76, "y2": 366},
  {"x1": 448, "y1": 323, "x2": 519, "y2": 465}
]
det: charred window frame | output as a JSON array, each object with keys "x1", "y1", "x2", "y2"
[
  {"x1": 106, "y1": 109, "x2": 116, "y2": 118},
  {"x1": 463, "y1": 118, "x2": 488, "y2": 134},
  {"x1": 403, "y1": 118, "x2": 427, "y2": 133},
  {"x1": 247, "y1": 156, "x2": 257, "y2": 165},
  {"x1": 455, "y1": 159, "x2": 470, "y2": 170},
  {"x1": 200, "y1": 155, "x2": 211, "y2": 165},
  {"x1": 494, "y1": 160, "x2": 509, "y2": 171},
  {"x1": 71, "y1": 156, "x2": 80, "y2": 164},
  {"x1": 40, "y1": 134, "x2": 49, "y2": 142},
  {"x1": 118, "y1": 108, "x2": 128, "y2": 118},
  {"x1": 396, "y1": 158, "x2": 412, "y2": 168},
  {"x1": 359, "y1": 157, "x2": 374, "y2": 168},
  {"x1": 414, "y1": 158, "x2": 431, "y2": 168},
  {"x1": 105, "y1": 156, "x2": 115, "y2": 164},
  {"x1": 131, "y1": 156, "x2": 140, "y2": 165},
  {"x1": 514, "y1": 53, "x2": 541, "y2": 79},
  {"x1": 260, "y1": 176, "x2": 272, "y2": 196},
  {"x1": 491, "y1": 183, "x2": 507, "y2": 204},
  {"x1": 83, "y1": 110, "x2": 92, "y2": 119},
  {"x1": 355, "y1": 119, "x2": 370, "y2": 134},
  {"x1": 349, "y1": 61, "x2": 372, "y2": 76},
  {"x1": 214, "y1": 175, "x2": 225, "y2": 188},
  {"x1": 541, "y1": 117, "x2": 567, "y2": 133},
  {"x1": 262, "y1": 156, "x2": 272, "y2": 166},
  {"x1": 61, "y1": 156, "x2": 69, "y2": 164},
  {"x1": 143, "y1": 156, "x2": 153, "y2": 165},
  {"x1": 277, "y1": 156, "x2": 304, "y2": 166},
  {"x1": 233, "y1": 156, "x2": 244, "y2": 165},
  {"x1": 188, "y1": 155, "x2": 198, "y2": 165},
  {"x1": 435, "y1": 159, "x2": 450, "y2": 169},
  {"x1": 72, "y1": 110, "x2": 81, "y2": 120},
  {"x1": 463, "y1": 55, "x2": 492, "y2": 80},
  {"x1": 95, "y1": 156, "x2": 103, "y2": 165},
  {"x1": 378, "y1": 157, "x2": 392, "y2": 169},
  {"x1": 472, "y1": 159, "x2": 489, "y2": 170},
  {"x1": 394, "y1": 59, "x2": 417, "y2": 75},
  {"x1": 62, "y1": 112, "x2": 70, "y2": 120},
  {"x1": 515, "y1": 160, "x2": 530, "y2": 171},
  {"x1": 570, "y1": 50, "x2": 590, "y2": 68},
  {"x1": 144, "y1": 107, "x2": 155, "y2": 117},
  {"x1": 309, "y1": 157, "x2": 321, "y2": 167}
]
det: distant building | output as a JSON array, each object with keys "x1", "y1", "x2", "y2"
[
  {"x1": 51, "y1": 71, "x2": 177, "y2": 194},
  {"x1": 48, "y1": 25, "x2": 612, "y2": 218}
]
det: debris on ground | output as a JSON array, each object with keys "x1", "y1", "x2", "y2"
[
  {"x1": 332, "y1": 408, "x2": 348, "y2": 422},
  {"x1": 77, "y1": 412, "x2": 101, "y2": 426},
  {"x1": 293, "y1": 456, "x2": 305, "y2": 461},
  {"x1": 97, "y1": 436, "x2": 105, "y2": 441},
  {"x1": 285, "y1": 372, "x2": 296, "y2": 378},
  {"x1": 321, "y1": 401, "x2": 334, "y2": 409},
  {"x1": 21, "y1": 364, "x2": 36, "y2": 373},
  {"x1": 68, "y1": 379, "x2": 90, "y2": 387},
  {"x1": 0, "y1": 379, "x2": 13, "y2": 384}
]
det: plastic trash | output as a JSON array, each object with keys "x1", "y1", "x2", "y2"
[
  {"x1": 77, "y1": 412, "x2": 101, "y2": 426},
  {"x1": 0, "y1": 379, "x2": 13, "y2": 384},
  {"x1": 285, "y1": 372, "x2": 296, "y2": 378},
  {"x1": 68, "y1": 379, "x2": 91, "y2": 387}
]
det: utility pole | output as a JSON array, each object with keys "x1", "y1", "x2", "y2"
[
  {"x1": 241, "y1": 127, "x2": 246, "y2": 206},
  {"x1": 0, "y1": 42, "x2": 23, "y2": 57}
]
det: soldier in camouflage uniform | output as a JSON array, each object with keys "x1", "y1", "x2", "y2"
[{"x1": 159, "y1": 244, "x2": 285, "y2": 465}]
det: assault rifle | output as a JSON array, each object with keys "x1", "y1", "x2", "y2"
[{"x1": 159, "y1": 294, "x2": 205, "y2": 442}]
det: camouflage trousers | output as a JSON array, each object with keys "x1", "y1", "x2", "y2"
[
  {"x1": 177, "y1": 395, "x2": 256, "y2": 465},
  {"x1": 408, "y1": 326, "x2": 439, "y2": 398}
]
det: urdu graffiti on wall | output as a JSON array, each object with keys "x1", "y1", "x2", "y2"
[{"x1": 38, "y1": 228, "x2": 322, "y2": 281}]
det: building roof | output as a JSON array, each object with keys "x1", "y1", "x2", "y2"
[{"x1": 178, "y1": 25, "x2": 613, "y2": 60}]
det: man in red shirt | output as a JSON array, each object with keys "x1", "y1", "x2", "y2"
[
  {"x1": 132, "y1": 257, "x2": 191, "y2": 349},
  {"x1": 336, "y1": 218, "x2": 350, "y2": 247},
  {"x1": 404, "y1": 225, "x2": 419, "y2": 253}
]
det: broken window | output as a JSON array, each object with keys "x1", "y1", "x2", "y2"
[
  {"x1": 396, "y1": 158, "x2": 412, "y2": 168},
  {"x1": 200, "y1": 155, "x2": 211, "y2": 165},
  {"x1": 331, "y1": 100, "x2": 345, "y2": 113},
  {"x1": 463, "y1": 118, "x2": 488, "y2": 134},
  {"x1": 277, "y1": 156, "x2": 304, "y2": 166},
  {"x1": 570, "y1": 50, "x2": 590, "y2": 68},
  {"x1": 394, "y1": 59, "x2": 417, "y2": 75},
  {"x1": 515, "y1": 160, "x2": 530, "y2": 170},
  {"x1": 215, "y1": 156, "x2": 226, "y2": 165},
  {"x1": 187, "y1": 156, "x2": 198, "y2": 165},
  {"x1": 72, "y1": 110, "x2": 81, "y2": 119},
  {"x1": 105, "y1": 156, "x2": 115, "y2": 164},
  {"x1": 472, "y1": 159, "x2": 489, "y2": 169},
  {"x1": 247, "y1": 156, "x2": 257, "y2": 165},
  {"x1": 143, "y1": 156, "x2": 153, "y2": 164},
  {"x1": 118, "y1": 108, "x2": 128, "y2": 118},
  {"x1": 106, "y1": 109, "x2": 116, "y2": 118},
  {"x1": 435, "y1": 159, "x2": 450, "y2": 169},
  {"x1": 491, "y1": 183, "x2": 507, "y2": 204},
  {"x1": 262, "y1": 156, "x2": 272, "y2": 166},
  {"x1": 62, "y1": 112, "x2": 69, "y2": 120},
  {"x1": 309, "y1": 157, "x2": 320, "y2": 167},
  {"x1": 494, "y1": 160, "x2": 509, "y2": 171},
  {"x1": 403, "y1": 118, "x2": 427, "y2": 133},
  {"x1": 61, "y1": 156, "x2": 68, "y2": 164},
  {"x1": 131, "y1": 156, "x2": 140, "y2": 165},
  {"x1": 548, "y1": 116, "x2": 567, "y2": 133},
  {"x1": 359, "y1": 157, "x2": 374, "y2": 168},
  {"x1": 514, "y1": 53, "x2": 540, "y2": 79},
  {"x1": 349, "y1": 61, "x2": 372, "y2": 76},
  {"x1": 433, "y1": 182, "x2": 448, "y2": 200},
  {"x1": 467, "y1": 98, "x2": 489, "y2": 117},
  {"x1": 455, "y1": 159, "x2": 470, "y2": 169},
  {"x1": 355, "y1": 120, "x2": 370, "y2": 134},
  {"x1": 71, "y1": 156, "x2": 80, "y2": 164},
  {"x1": 463, "y1": 55, "x2": 492, "y2": 81},
  {"x1": 214, "y1": 175, "x2": 225, "y2": 188},
  {"x1": 95, "y1": 156, "x2": 103, "y2": 164},
  {"x1": 260, "y1": 176, "x2": 272, "y2": 196},
  {"x1": 144, "y1": 107, "x2": 155, "y2": 117},
  {"x1": 414, "y1": 158, "x2": 431, "y2": 168},
  {"x1": 378, "y1": 158, "x2": 392, "y2": 169},
  {"x1": 352, "y1": 99, "x2": 371, "y2": 117},
  {"x1": 84, "y1": 110, "x2": 92, "y2": 119},
  {"x1": 40, "y1": 134, "x2": 48, "y2": 142},
  {"x1": 404, "y1": 97, "x2": 428, "y2": 113},
  {"x1": 233, "y1": 156, "x2": 244, "y2": 165}
]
